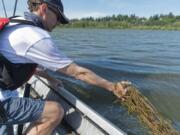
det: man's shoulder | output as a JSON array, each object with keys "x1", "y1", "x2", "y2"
[
  {"x1": 16, "y1": 24, "x2": 51, "y2": 39},
  {"x1": 9, "y1": 17, "x2": 50, "y2": 39},
  {"x1": 5, "y1": 24, "x2": 52, "y2": 46}
]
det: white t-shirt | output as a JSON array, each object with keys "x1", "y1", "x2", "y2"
[{"x1": 0, "y1": 23, "x2": 73, "y2": 101}]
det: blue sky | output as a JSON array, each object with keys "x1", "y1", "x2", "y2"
[{"x1": 1, "y1": 0, "x2": 180, "y2": 19}]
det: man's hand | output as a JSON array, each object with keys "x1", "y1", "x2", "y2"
[{"x1": 112, "y1": 81, "x2": 132, "y2": 101}]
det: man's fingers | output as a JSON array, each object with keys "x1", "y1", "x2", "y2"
[
  {"x1": 113, "y1": 81, "x2": 132, "y2": 100},
  {"x1": 121, "y1": 95, "x2": 129, "y2": 101}
]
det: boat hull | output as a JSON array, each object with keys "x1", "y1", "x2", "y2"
[{"x1": 28, "y1": 76, "x2": 126, "y2": 135}]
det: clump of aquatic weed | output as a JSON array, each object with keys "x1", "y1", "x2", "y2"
[{"x1": 119, "y1": 85, "x2": 179, "y2": 135}]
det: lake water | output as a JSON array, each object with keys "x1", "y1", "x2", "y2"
[{"x1": 51, "y1": 28, "x2": 180, "y2": 135}]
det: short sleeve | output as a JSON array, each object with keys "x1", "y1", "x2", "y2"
[{"x1": 25, "y1": 38, "x2": 73, "y2": 71}]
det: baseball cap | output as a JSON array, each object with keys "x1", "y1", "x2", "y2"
[{"x1": 28, "y1": 0, "x2": 69, "y2": 24}]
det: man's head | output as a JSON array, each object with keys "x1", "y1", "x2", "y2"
[{"x1": 27, "y1": 0, "x2": 69, "y2": 31}]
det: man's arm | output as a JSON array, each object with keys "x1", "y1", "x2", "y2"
[{"x1": 58, "y1": 63, "x2": 130, "y2": 99}]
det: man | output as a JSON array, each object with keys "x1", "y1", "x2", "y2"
[{"x1": 0, "y1": 0, "x2": 130, "y2": 134}]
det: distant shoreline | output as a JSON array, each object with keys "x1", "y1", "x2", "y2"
[
  {"x1": 59, "y1": 24, "x2": 180, "y2": 31},
  {"x1": 59, "y1": 13, "x2": 180, "y2": 30}
]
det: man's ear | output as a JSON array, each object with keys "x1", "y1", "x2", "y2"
[{"x1": 39, "y1": 3, "x2": 48, "y2": 16}]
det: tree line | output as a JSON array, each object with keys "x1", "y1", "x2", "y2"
[{"x1": 60, "y1": 12, "x2": 180, "y2": 30}]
